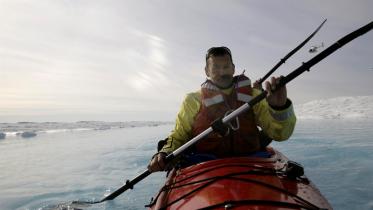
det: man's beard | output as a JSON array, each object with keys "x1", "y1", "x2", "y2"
[{"x1": 215, "y1": 75, "x2": 233, "y2": 89}]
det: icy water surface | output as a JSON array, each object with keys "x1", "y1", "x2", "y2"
[
  {"x1": 0, "y1": 124, "x2": 171, "y2": 210},
  {"x1": 272, "y1": 119, "x2": 373, "y2": 210},
  {"x1": 0, "y1": 120, "x2": 372, "y2": 209}
]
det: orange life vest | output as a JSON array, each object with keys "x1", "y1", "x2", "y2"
[{"x1": 191, "y1": 75, "x2": 260, "y2": 157}]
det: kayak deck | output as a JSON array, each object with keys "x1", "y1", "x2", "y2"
[{"x1": 148, "y1": 148, "x2": 332, "y2": 210}]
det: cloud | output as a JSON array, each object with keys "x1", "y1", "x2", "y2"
[
  {"x1": 0, "y1": 0, "x2": 372, "y2": 121},
  {"x1": 301, "y1": 0, "x2": 372, "y2": 24},
  {"x1": 124, "y1": 29, "x2": 172, "y2": 92}
]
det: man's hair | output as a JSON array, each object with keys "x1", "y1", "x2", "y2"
[{"x1": 205, "y1": 46, "x2": 233, "y2": 65}]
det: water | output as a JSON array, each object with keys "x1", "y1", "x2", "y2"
[
  {"x1": 0, "y1": 123, "x2": 171, "y2": 210},
  {"x1": 272, "y1": 119, "x2": 373, "y2": 210},
  {"x1": 0, "y1": 120, "x2": 372, "y2": 209}
]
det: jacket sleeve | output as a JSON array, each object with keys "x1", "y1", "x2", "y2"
[
  {"x1": 252, "y1": 88, "x2": 296, "y2": 141},
  {"x1": 160, "y1": 92, "x2": 201, "y2": 154}
]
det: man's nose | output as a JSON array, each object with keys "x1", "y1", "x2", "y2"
[{"x1": 216, "y1": 67, "x2": 226, "y2": 74}]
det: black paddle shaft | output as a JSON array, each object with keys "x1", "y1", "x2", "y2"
[
  {"x1": 87, "y1": 20, "x2": 373, "y2": 204},
  {"x1": 100, "y1": 169, "x2": 151, "y2": 202},
  {"x1": 258, "y1": 19, "x2": 327, "y2": 85},
  {"x1": 252, "y1": 21, "x2": 373, "y2": 108}
]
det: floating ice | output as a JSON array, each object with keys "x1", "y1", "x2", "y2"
[
  {"x1": 21, "y1": 131, "x2": 37, "y2": 138},
  {"x1": 0, "y1": 121, "x2": 173, "y2": 138}
]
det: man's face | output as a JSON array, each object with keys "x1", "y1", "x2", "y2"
[{"x1": 205, "y1": 54, "x2": 235, "y2": 88}]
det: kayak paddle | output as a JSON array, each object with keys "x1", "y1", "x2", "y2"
[{"x1": 74, "y1": 20, "x2": 373, "y2": 205}]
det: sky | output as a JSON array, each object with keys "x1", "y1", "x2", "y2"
[{"x1": 1, "y1": 0, "x2": 372, "y2": 122}]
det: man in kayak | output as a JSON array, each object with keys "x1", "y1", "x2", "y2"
[{"x1": 148, "y1": 46, "x2": 296, "y2": 172}]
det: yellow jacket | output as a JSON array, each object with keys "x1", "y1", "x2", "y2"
[{"x1": 160, "y1": 87, "x2": 296, "y2": 154}]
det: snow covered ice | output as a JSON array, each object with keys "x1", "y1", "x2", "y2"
[{"x1": 295, "y1": 95, "x2": 373, "y2": 120}]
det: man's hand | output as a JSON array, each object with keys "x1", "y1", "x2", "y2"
[
  {"x1": 147, "y1": 152, "x2": 167, "y2": 172},
  {"x1": 253, "y1": 80, "x2": 262, "y2": 90},
  {"x1": 264, "y1": 76, "x2": 287, "y2": 107}
]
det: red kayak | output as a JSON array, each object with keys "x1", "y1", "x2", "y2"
[{"x1": 148, "y1": 148, "x2": 332, "y2": 210}]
